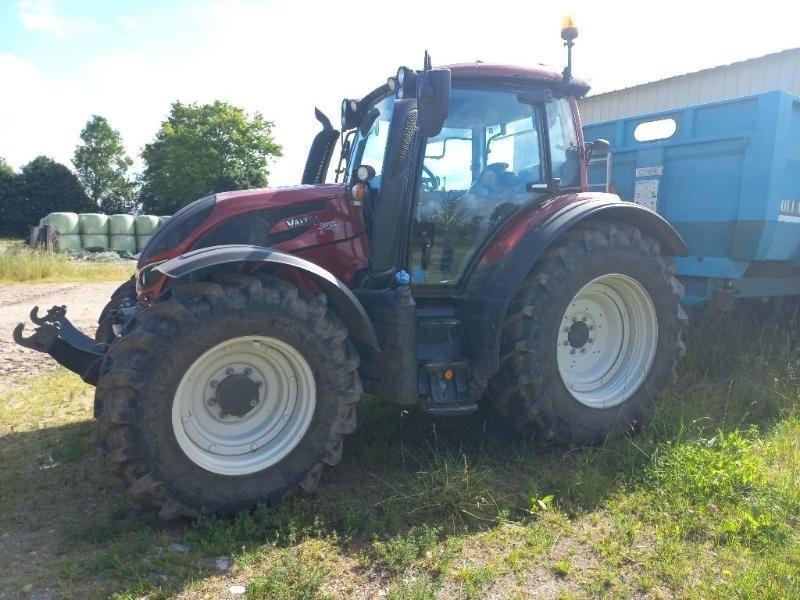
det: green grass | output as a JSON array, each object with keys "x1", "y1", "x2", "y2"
[
  {"x1": 1, "y1": 301, "x2": 799, "y2": 598},
  {"x1": 0, "y1": 240, "x2": 134, "y2": 283}
]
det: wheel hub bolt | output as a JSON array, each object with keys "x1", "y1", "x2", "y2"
[
  {"x1": 256, "y1": 381, "x2": 263, "y2": 388},
  {"x1": 588, "y1": 325, "x2": 594, "y2": 331},
  {"x1": 570, "y1": 349, "x2": 576, "y2": 355},
  {"x1": 249, "y1": 399, "x2": 258, "y2": 407},
  {"x1": 244, "y1": 367, "x2": 253, "y2": 376},
  {"x1": 209, "y1": 380, "x2": 219, "y2": 388},
  {"x1": 580, "y1": 348, "x2": 586, "y2": 354},
  {"x1": 572, "y1": 317, "x2": 577, "y2": 323},
  {"x1": 588, "y1": 338, "x2": 594, "y2": 344},
  {"x1": 581, "y1": 315, "x2": 588, "y2": 322},
  {"x1": 207, "y1": 397, "x2": 216, "y2": 406},
  {"x1": 220, "y1": 411, "x2": 228, "y2": 418},
  {"x1": 225, "y1": 367, "x2": 234, "y2": 376}
]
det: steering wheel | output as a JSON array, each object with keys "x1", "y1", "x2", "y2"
[{"x1": 420, "y1": 164, "x2": 440, "y2": 191}]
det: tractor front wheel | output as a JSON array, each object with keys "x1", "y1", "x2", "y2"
[
  {"x1": 488, "y1": 222, "x2": 687, "y2": 445},
  {"x1": 95, "y1": 273, "x2": 361, "y2": 518}
]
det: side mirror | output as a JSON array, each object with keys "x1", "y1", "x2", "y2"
[
  {"x1": 416, "y1": 67, "x2": 451, "y2": 138},
  {"x1": 588, "y1": 138, "x2": 610, "y2": 156}
]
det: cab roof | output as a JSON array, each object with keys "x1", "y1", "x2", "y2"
[{"x1": 446, "y1": 62, "x2": 590, "y2": 97}]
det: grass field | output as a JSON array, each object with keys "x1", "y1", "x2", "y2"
[
  {"x1": 0, "y1": 239, "x2": 135, "y2": 283},
  {"x1": 0, "y1": 303, "x2": 798, "y2": 599}
]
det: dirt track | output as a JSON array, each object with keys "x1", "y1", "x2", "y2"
[{"x1": 0, "y1": 282, "x2": 119, "y2": 384}]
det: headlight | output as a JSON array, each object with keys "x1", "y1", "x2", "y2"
[{"x1": 135, "y1": 260, "x2": 166, "y2": 293}]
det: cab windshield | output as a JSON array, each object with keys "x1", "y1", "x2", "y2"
[{"x1": 346, "y1": 95, "x2": 395, "y2": 191}]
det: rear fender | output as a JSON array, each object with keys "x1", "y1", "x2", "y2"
[
  {"x1": 461, "y1": 195, "x2": 686, "y2": 388},
  {"x1": 155, "y1": 244, "x2": 379, "y2": 350}
]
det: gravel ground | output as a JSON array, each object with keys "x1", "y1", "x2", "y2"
[{"x1": 0, "y1": 282, "x2": 119, "y2": 385}]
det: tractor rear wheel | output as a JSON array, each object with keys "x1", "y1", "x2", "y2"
[
  {"x1": 95, "y1": 273, "x2": 361, "y2": 518},
  {"x1": 488, "y1": 222, "x2": 686, "y2": 445}
]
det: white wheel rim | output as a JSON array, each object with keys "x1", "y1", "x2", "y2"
[
  {"x1": 172, "y1": 336, "x2": 316, "y2": 476},
  {"x1": 556, "y1": 274, "x2": 658, "y2": 409}
]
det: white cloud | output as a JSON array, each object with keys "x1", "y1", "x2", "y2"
[
  {"x1": 0, "y1": 53, "x2": 89, "y2": 169},
  {"x1": 18, "y1": 0, "x2": 99, "y2": 39},
  {"x1": 117, "y1": 15, "x2": 145, "y2": 32}
]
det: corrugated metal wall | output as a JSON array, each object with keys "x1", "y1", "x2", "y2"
[{"x1": 579, "y1": 48, "x2": 800, "y2": 124}]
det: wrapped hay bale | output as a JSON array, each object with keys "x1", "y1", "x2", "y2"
[
  {"x1": 43, "y1": 212, "x2": 80, "y2": 235},
  {"x1": 136, "y1": 235, "x2": 152, "y2": 253},
  {"x1": 158, "y1": 215, "x2": 172, "y2": 227},
  {"x1": 109, "y1": 235, "x2": 138, "y2": 254},
  {"x1": 134, "y1": 215, "x2": 161, "y2": 236},
  {"x1": 82, "y1": 234, "x2": 109, "y2": 249},
  {"x1": 108, "y1": 214, "x2": 135, "y2": 236},
  {"x1": 56, "y1": 234, "x2": 82, "y2": 251},
  {"x1": 79, "y1": 213, "x2": 109, "y2": 235}
]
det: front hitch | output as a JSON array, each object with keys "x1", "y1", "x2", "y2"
[{"x1": 13, "y1": 305, "x2": 107, "y2": 385}]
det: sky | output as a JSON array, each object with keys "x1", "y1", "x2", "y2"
[{"x1": 1, "y1": 0, "x2": 798, "y2": 186}]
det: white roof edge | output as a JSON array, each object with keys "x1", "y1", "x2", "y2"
[{"x1": 584, "y1": 47, "x2": 800, "y2": 100}]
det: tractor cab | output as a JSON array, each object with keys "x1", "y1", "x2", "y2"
[{"x1": 302, "y1": 55, "x2": 603, "y2": 414}]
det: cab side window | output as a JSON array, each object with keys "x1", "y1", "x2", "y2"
[{"x1": 547, "y1": 98, "x2": 580, "y2": 188}]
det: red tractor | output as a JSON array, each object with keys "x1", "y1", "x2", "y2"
[{"x1": 16, "y1": 33, "x2": 687, "y2": 518}]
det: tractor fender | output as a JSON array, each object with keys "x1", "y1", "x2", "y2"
[
  {"x1": 461, "y1": 196, "x2": 686, "y2": 389},
  {"x1": 155, "y1": 244, "x2": 379, "y2": 351}
]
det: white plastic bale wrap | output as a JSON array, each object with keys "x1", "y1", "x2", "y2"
[
  {"x1": 44, "y1": 212, "x2": 80, "y2": 234},
  {"x1": 136, "y1": 235, "x2": 152, "y2": 253},
  {"x1": 82, "y1": 234, "x2": 109, "y2": 249},
  {"x1": 78, "y1": 213, "x2": 109, "y2": 235},
  {"x1": 158, "y1": 215, "x2": 172, "y2": 228},
  {"x1": 57, "y1": 234, "x2": 82, "y2": 251},
  {"x1": 134, "y1": 215, "x2": 161, "y2": 236},
  {"x1": 109, "y1": 235, "x2": 138, "y2": 253},
  {"x1": 108, "y1": 214, "x2": 135, "y2": 235}
]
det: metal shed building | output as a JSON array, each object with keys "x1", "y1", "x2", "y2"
[{"x1": 579, "y1": 47, "x2": 800, "y2": 124}]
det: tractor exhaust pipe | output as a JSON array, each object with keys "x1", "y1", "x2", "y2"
[{"x1": 13, "y1": 305, "x2": 107, "y2": 385}]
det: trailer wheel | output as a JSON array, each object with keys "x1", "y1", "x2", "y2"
[
  {"x1": 95, "y1": 273, "x2": 360, "y2": 518},
  {"x1": 488, "y1": 222, "x2": 686, "y2": 445}
]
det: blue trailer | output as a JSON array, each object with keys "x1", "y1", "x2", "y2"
[{"x1": 583, "y1": 90, "x2": 800, "y2": 306}]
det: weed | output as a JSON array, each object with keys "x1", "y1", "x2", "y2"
[
  {"x1": 0, "y1": 243, "x2": 134, "y2": 283},
  {"x1": 552, "y1": 559, "x2": 572, "y2": 578},
  {"x1": 371, "y1": 525, "x2": 440, "y2": 574},
  {"x1": 385, "y1": 575, "x2": 438, "y2": 600},
  {"x1": 245, "y1": 547, "x2": 330, "y2": 600},
  {"x1": 383, "y1": 452, "x2": 503, "y2": 530}
]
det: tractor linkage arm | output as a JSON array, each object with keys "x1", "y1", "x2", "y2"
[{"x1": 13, "y1": 305, "x2": 107, "y2": 385}]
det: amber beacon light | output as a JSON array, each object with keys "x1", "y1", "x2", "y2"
[{"x1": 561, "y1": 15, "x2": 578, "y2": 81}]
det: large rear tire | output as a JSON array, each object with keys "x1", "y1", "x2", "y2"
[
  {"x1": 487, "y1": 222, "x2": 686, "y2": 445},
  {"x1": 95, "y1": 273, "x2": 361, "y2": 518}
]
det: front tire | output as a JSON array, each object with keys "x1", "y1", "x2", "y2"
[
  {"x1": 95, "y1": 277, "x2": 136, "y2": 343},
  {"x1": 488, "y1": 222, "x2": 686, "y2": 445},
  {"x1": 95, "y1": 273, "x2": 361, "y2": 518}
]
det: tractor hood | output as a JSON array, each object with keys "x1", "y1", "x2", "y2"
[{"x1": 137, "y1": 184, "x2": 355, "y2": 269}]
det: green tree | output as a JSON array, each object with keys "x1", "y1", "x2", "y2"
[
  {"x1": 73, "y1": 115, "x2": 136, "y2": 214},
  {"x1": 139, "y1": 101, "x2": 282, "y2": 214},
  {"x1": 2, "y1": 156, "x2": 94, "y2": 237},
  {"x1": 0, "y1": 157, "x2": 13, "y2": 177},
  {"x1": 0, "y1": 158, "x2": 21, "y2": 237}
]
